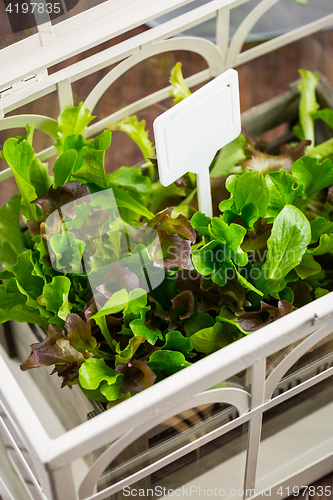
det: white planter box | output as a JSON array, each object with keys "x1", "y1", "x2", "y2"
[
  {"x1": 0, "y1": 1, "x2": 333, "y2": 499},
  {"x1": 0, "y1": 293, "x2": 333, "y2": 500}
]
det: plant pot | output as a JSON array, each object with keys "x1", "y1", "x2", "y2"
[{"x1": 0, "y1": 73, "x2": 333, "y2": 500}]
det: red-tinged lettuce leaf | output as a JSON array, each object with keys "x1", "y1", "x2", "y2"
[
  {"x1": 83, "y1": 300, "x2": 98, "y2": 322},
  {"x1": 239, "y1": 141, "x2": 310, "y2": 175},
  {"x1": 95, "y1": 262, "x2": 140, "y2": 301},
  {"x1": 51, "y1": 362, "x2": 82, "y2": 387},
  {"x1": 64, "y1": 313, "x2": 97, "y2": 355},
  {"x1": 152, "y1": 229, "x2": 194, "y2": 270},
  {"x1": 162, "y1": 290, "x2": 195, "y2": 331},
  {"x1": 136, "y1": 207, "x2": 196, "y2": 243},
  {"x1": 241, "y1": 218, "x2": 272, "y2": 253},
  {"x1": 144, "y1": 295, "x2": 165, "y2": 330},
  {"x1": 116, "y1": 359, "x2": 156, "y2": 393},
  {"x1": 288, "y1": 280, "x2": 313, "y2": 308},
  {"x1": 328, "y1": 186, "x2": 333, "y2": 205},
  {"x1": 176, "y1": 271, "x2": 223, "y2": 313},
  {"x1": 70, "y1": 207, "x2": 111, "y2": 244},
  {"x1": 27, "y1": 182, "x2": 91, "y2": 237},
  {"x1": 238, "y1": 300, "x2": 293, "y2": 331},
  {"x1": 20, "y1": 324, "x2": 84, "y2": 371},
  {"x1": 174, "y1": 176, "x2": 186, "y2": 187}
]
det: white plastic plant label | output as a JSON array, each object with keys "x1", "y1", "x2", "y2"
[
  {"x1": 154, "y1": 68, "x2": 241, "y2": 218},
  {"x1": 43, "y1": 188, "x2": 165, "y2": 314}
]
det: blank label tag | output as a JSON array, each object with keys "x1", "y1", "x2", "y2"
[{"x1": 154, "y1": 69, "x2": 241, "y2": 217}]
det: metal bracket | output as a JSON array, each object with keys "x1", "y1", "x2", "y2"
[{"x1": 0, "y1": 69, "x2": 48, "y2": 100}]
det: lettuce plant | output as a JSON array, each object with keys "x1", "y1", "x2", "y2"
[{"x1": 0, "y1": 67, "x2": 332, "y2": 408}]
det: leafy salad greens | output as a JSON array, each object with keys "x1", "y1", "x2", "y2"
[{"x1": 0, "y1": 66, "x2": 332, "y2": 407}]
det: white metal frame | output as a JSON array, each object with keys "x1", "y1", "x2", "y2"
[
  {"x1": 1, "y1": 293, "x2": 333, "y2": 499},
  {"x1": 0, "y1": 1, "x2": 333, "y2": 499},
  {"x1": 0, "y1": 0, "x2": 333, "y2": 174}
]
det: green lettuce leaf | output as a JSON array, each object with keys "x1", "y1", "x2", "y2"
[
  {"x1": 183, "y1": 312, "x2": 215, "y2": 337},
  {"x1": 79, "y1": 358, "x2": 123, "y2": 401},
  {"x1": 0, "y1": 283, "x2": 50, "y2": 326},
  {"x1": 266, "y1": 169, "x2": 303, "y2": 218},
  {"x1": 115, "y1": 335, "x2": 145, "y2": 366},
  {"x1": 162, "y1": 330, "x2": 193, "y2": 355},
  {"x1": 295, "y1": 253, "x2": 321, "y2": 279},
  {"x1": 190, "y1": 322, "x2": 224, "y2": 354},
  {"x1": 219, "y1": 171, "x2": 269, "y2": 229},
  {"x1": 2, "y1": 138, "x2": 37, "y2": 219},
  {"x1": 108, "y1": 166, "x2": 152, "y2": 199},
  {"x1": 38, "y1": 276, "x2": 73, "y2": 323},
  {"x1": 257, "y1": 205, "x2": 311, "y2": 296},
  {"x1": 0, "y1": 194, "x2": 25, "y2": 269},
  {"x1": 53, "y1": 149, "x2": 78, "y2": 188},
  {"x1": 169, "y1": 62, "x2": 191, "y2": 106},
  {"x1": 295, "y1": 69, "x2": 319, "y2": 146},
  {"x1": 72, "y1": 130, "x2": 111, "y2": 188},
  {"x1": 309, "y1": 233, "x2": 333, "y2": 256},
  {"x1": 292, "y1": 156, "x2": 333, "y2": 200},
  {"x1": 192, "y1": 219, "x2": 247, "y2": 287},
  {"x1": 210, "y1": 134, "x2": 247, "y2": 177},
  {"x1": 55, "y1": 102, "x2": 95, "y2": 153},
  {"x1": 148, "y1": 350, "x2": 192, "y2": 376},
  {"x1": 312, "y1": 108, "x2": 333, "y2": 129},
  {"x1": 109, "y1": 116, "x2": 155, "y2": 160}
]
